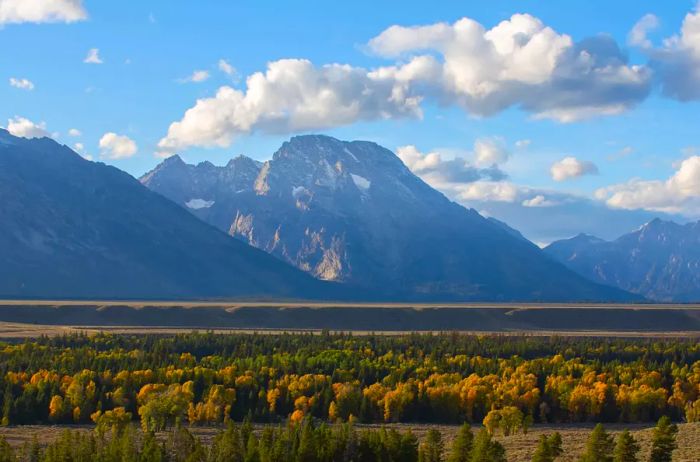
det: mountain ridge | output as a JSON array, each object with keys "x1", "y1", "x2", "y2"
[
  {"x1": 545, "y1": 218, "x2": 700, "y2": 301},
  {"x1": 142, "y1": 134, "x2": 638, "y2": 302},
  {"x1": 0, "y1": 129, "x2": 338, "y2": 300}
]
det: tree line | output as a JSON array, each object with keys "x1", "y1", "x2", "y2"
[
  {"x1": 0, "y1": 416, "x2": 679, "y2": 462},
  {"x1": 0, "y1": 332, "x2": 699, "y2": 427}
]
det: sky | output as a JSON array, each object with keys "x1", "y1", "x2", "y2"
[{"x1": 2, "y1": 0, "x2": 700, "y2": 244}]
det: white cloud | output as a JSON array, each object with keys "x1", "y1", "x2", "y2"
[
  {"x1": 522, "y1": 194, "x2": 558, "y2": 207},
  {"x1": 83, "y1": 48, "x2": 103, "y2": 64},
  {"x1": 550, "y1": 156, "x2": 598, "y2": 181},
  {"x1": 218, "y1": 59, "x2": 236, "y2": 77},
  {"x1": 454, "y1": 181, "x2": 521, "y2": 202},
  {"x1": 608, "y1": 146, "x2": 634, "y2": 161},
  {"x1": 68, "y1": 128, "x2": 81, "y2": 137},
  {"x1": 5, "y1": 116, "x2": 49, "y2": 138},
  {"x1": 73, "y1": 142, "x2": 84, "y2": 152},
  {"x1": 474, "y1": 137, "x2": 509, "y2": 167},
  {"x1": 99, "y1": 132, "x2": 137, "y2": 159},
  {"x1": 596, "y1": 155, "x2": 700, "y2": 214},
  {"x1": 369, "y1": 14, "x2": 651, "y2": 122},
  {"x1": 9, "y1": 77, "x2": 34, "y2": 91},
  {"x1": 158, "y1": 59, "x2": 422, "y2": 155},
  {"x1": 636, "y1": 3, "x2": 700, "y2": 101},
  {"x1": 628, "y1": 14, "x2": 659, "y2": 48},
  {"x1": 180, "y1": 70, "x2": 210, "y2": 83},
  {"x1": 396, "y1": 144, "x2": 507, "y2": 190},
  {"x1": 0, "y1": 0, "x2": 86, "y2": 25},
  {"x1": 515, "y1": 139, "x2": 531, "y2": 149}
]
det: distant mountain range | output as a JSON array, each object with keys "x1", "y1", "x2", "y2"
[
  {"x1": 0, "y1": 129, "x2": 334, "y2": 300},
  {"x1": 141, "y1": 134, "x2": 634, "y2": 302},
  {"x1": 545, "y1": 219, "x2": 700, "y2": 301}
]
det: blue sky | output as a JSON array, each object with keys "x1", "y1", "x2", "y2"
[{"x1": 3, "y1": 0, "x2": 700, "y2": 243}]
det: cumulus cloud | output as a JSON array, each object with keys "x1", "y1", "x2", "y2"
[
  {"x1": 83, "y1": 48, "x2": 103, "y2": 64},
  {"x1": 522, "y1": 194, "x2": 558, "y2": 207},
  {"x1": 99, "y1": 132, "x2": 137, "y2": 159},
  {"x1": 9, "y1": 77, "x2": 34, "y2": 90},
  {"x1": 474, "y1": 137, "x2": 509, "y2": 166},
  {"x1": 0, "y1": 0, "x2": 86, "y2": 25},
  {"x1": 455, "y1": 181, "x2": 521, "y2": 202},
  {"x1": 628, "y1": 14, "x2": 659, "y2": 48},
  {"x1": 5, "y1": 116, "x2": 49, "y2": 138},
  {"x1": 396, "y1": 144, "x2": 506, "y2": 188},
  {"x1": 636, "y1": 3, "x2": 700, "y2": 101},
  {"x1": 369, "y1": 14, "x2": 651, "y2": 122},
  {"x1": 180, "y1": 70, "x2": 210, "y2": 83},
  {"x1": 159, "y1": 13, "x2": 654, "y2": 154},
  {"x1": 596, "y1": 156, "x2": 700, "y2": 214},
  {"x1": 158, "y1": 59, "x2": 423, "y2": 155},
  {"x1": 550, "y1": 156, "x2": 599, "y2": 181},
  {"x1": 68, "y1": 128, "x2": 81, "y2": 137}
]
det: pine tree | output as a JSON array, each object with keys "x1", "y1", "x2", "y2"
[
  {"x1": 579, "y1": 424, "x2": 614, "y2": 462},
  {"x1": 531, "y1": 433, "x2": 563, "y2": 462},
  {"x1": 648, "y1": 416, "x2": 678, "y2": 462},
  {"x1": 469, "y1": 429, "x2": 506, "y2": 462},
  {"x1": 419, "y1": 429, "x2": 444, "y2": 462},
  {"x1": 613, "y1": 430, "x2": 639, "y2": 462},
  {"x1": 400, "y1": 430, "x2": 420, "y2": 462},
  {"x1": 140, "y1": 432, "x2": 166, "y2": 462},
  {"x1": 296, "y1": 420, "x2": 318, "y2": 462},
  {"x1": 0, "y1": 435, "x2": 14, "y2": 462},
  {"x1": 448, "y1": 423, "x2": 474, "y2": 462}
]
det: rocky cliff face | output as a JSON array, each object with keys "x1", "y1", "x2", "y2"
[
  {"x1": 142, "y1": 134, "x2": 635, "y2": 301},
  {"x1": 545, "y1": 219, "x2": 700, "y2": 301}
]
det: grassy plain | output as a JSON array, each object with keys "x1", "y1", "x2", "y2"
[{"x1": 0, "y1": 423, "x2": 698, "y2": 462}]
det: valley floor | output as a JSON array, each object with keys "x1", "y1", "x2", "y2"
[
  {"x1": 1, "y1": 300, "x2": 700, "y2": 332},
  {"x1": 0, "y1": 422, "x2": 698, "y2": 462}
]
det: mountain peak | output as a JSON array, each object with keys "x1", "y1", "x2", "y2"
[{"x1": 162, "y1": 154, "x2": 186, "y2": 166}]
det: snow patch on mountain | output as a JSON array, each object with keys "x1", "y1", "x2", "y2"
[
  {"x1": 185, "y1": 198, "x2": 215, "y2": 209},
  {"x1": 351, "y1": 174, "x2": 370, "y2": 191},
  {"x1": 292, "y1": 186, "x2": 309, "y2": 198},
  {"x1": 344, "y1": 147, "x2": 359, "y2": 162}
]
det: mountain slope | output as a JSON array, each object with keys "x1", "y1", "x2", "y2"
[
  {"x1": 544, "y1": 219, "x2": 700, "y2": 301},
  {"x1": 142, "y1": 134, "x2": 636, "y2": 302},
  {"x1": 0, "y1": 129, "x2": 335, "y2": 300}
]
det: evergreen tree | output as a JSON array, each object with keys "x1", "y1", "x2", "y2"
[
  {"x1": 419, "y1": 429, "x2": 444, "y2": 462},
  {"x1": 648, "y1": 416, "x2": 678, "y2": 462},
  {"x1": 469, "y1": 429, "x2": 506, "y2": 462},
  {"x1": 613, "y1": 430, "x2": 639, "y2": 462},
  {"x1": 400, "y1": 430, "x2": 420, "y2": 462},
  {"x1": 531, "y1": 433, "x2": 563, "y2": 462},
  {"x1": 140, "y1": 432, "x2": 166, "y2": 462},
  {"x1": 448, "y1": 423, "x2": 474, "y2": 462},
  {"x1": 579, "y1": 424, "x2": 614, "y2": 462},
  {"x1": 296, "y1": 420, "x2": 318, "y2": 462},
  {"x1": 0, "y1": 436, "x2": 13, "y2": 462}
]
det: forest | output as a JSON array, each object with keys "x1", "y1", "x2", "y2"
[{"x1": 0, "y1": 332, "x2": 698, "y2": 429}]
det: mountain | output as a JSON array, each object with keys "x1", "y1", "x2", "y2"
[
  {"x1": 142, "y1": 134, "x2": 636, "y2": 301},
  {"x1": 544, "y1": 219, "x2": 700, "y2": 301},
  {"x1": 0, "y1": 129, "x2": 336, "y2": 300}
]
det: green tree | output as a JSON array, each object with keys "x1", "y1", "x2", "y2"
[
  {"x1": 579, "y1": 424, "x2": 614, "y2": 462},
  {"x1": 613, "y1": 430, "x2": 639, "y2": 462},
  {"x1": 469, "y1": 429, "x2": 506, "y2": 462},
  {"x1": 531, "y1": 433, "x2": 563, "y2": 462},
  {"x1": 419, "y1": 429, "x2": 444, "y2": 462},
  {"x1": 448, "y1": 423, "x2": 474, "y2": 462},
  {"x1": 0, "y1": 435, "x2": 14, "y2": 462},
  {"x1": 648, "y1": 416, "x2": 678, "y2": 462}
]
